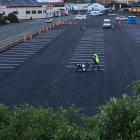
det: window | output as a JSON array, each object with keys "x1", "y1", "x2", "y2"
[
  {"x1": 43, "y1": 10, "x2": 46, "y2": 13},
  {"x1": 26, "y1": 11, "x2": 30, "y2": 14},
  {"x1": 32, "y1": 10, "x2": 36, "y2": 14},
  {"x1": 38, "y1": 10, "x2": 42, "y2": 14}
]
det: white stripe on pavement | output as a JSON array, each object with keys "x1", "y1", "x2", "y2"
[
  {"x1": 68, "y1": 61, "x2": 105, "y2": 64},
  {"x1": 0, "y1": 64, "x2": 19, "y2": 66},
  {"x1": 0, "y1": 57, "x2": 28, "y2": 60},
  {"x1": 0, "y1": 60, "x2": 24, "y2": 63},
  {"x1": 1, "y1": 54, "x2": 32, "y2": 57},
  {"x1": 3, "y1": 52, "x2": 35, "y2": 55},
  {"x1": 0, "y1": 66, "x2": 15, "y2": 69}
]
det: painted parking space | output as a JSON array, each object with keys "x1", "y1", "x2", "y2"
[
  {"x1": 0, "y1": 28, "x2": 66, "y2": 76},
  {"x1": 66, "y1": 28, "x2": 105, "y2": 71}
]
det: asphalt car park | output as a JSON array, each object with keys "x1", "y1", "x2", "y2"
[
  {"x1": 0, "y1": 14, "x2": 140, "y2": 115},
  {"x1": 0, "y1": 29, "x2": 66, "y2": 77}
]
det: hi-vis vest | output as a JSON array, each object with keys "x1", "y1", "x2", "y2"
[{"x1": 94, "y1": 54, "x2": 99, "y2": 63}]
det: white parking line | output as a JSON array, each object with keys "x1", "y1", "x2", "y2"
[
  {"x1": 6, "y1": 50, "x2": 37, "y2": 53},
  {"x1": 74, "y1": 51, "x2": 104, "y2": 54},
  {"x1": 80, "y1": 44, "x2": 104, "y2": 46},
  {"x1": 68, "y1": 61, "x2": 105, "y2": 64},
  {"x1": 12, "y1": 46, "x2": 43, "y2": 49},
  {"x1": 10, "y1": 48, "x2": 41, "y2": 51},
  {"x1": 76, "y1": 47, "x2": 104, "y2": 52},
  {"x1": 77, "y1": 47, "x2": 104, "y2": 50},
  {"x1": 0, "y1": 66, "x2": 15, "y2": 69},
  {"x1": 3, "y1": 52, "x2": 35, "y2": 55},
  {"x1": 66, "y1": 65, "x2": 105, "y2": 70},
  {"x1": 72, "y1": 55, "x2": 104, "y2": 58},
  {"x1": 80, "y1": 40, "x2": 104, "y2": 42},
  {"x1": 0, "y1": 57, "x2": 28, "y2": 60},
  {"x1": 80, "y1": 42, "x2": 104, "y2": 44},
  {"x1": 0, "y1": 64, "x2": 19, "y2": 66},
  {"x1": 0, "y1": 60, "x2": 24, "y2": 63},
  {"x1": 66, "y1": 65, "x2": 105, "y2": 68},
  {"x1": 11, "y1": 46, "x2": 42, "y2": 49},
  {"x1": 1, "y1": 54, "x2": 32, "y2": 57}
]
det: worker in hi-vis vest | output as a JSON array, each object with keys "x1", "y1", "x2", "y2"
[{"x1": 92, "y1": 53, "x2": 100, "y2": 71}]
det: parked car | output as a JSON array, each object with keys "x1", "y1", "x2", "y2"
[
  {"x1": 108, "y1": 13, "x2": 117, "y2": 16},
  {"x1": 45, "y1": 18, "x2": 53, "y2": 23},
  {"x1": 115, "y1": 16, "x2": 128, "y2": 21},
  {"x1": 90, "y1": 11, "x2": 103, "y2": 16},
  {"x1": 74, "y1": 15, "x2": 86, "y2": 20},
  {"x1": 103, "y1": 18, "x2": 112, "y2": 28}
]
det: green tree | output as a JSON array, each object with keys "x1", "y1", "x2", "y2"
[{"x1": 7, "y1": 13, "x2": 19, "y2": 23}]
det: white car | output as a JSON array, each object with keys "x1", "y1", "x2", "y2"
[
  {"x1": 74, "y1": 15, "x2": 86, "y2": 20},
  {"x1": 103, "y1": 19, "x2": 112, "y2": 28},
  {"x1": 108, "y1": 13, "x2": 117, "y2": 16},
  {"x1": 90, "y1": 11, "x2": 103, "y2": 16},
  {"x1": 45, "y1": 18, "x2": 53, "y2": 23},
  {"x1": 115, "y1": 16, "x2": 128, "y2": 21}
]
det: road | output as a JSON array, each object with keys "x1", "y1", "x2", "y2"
[
  {"x1": 0, "y1": 15, "x2": 74, "y2": 45},
  {"x1": 0, "y1": 15, "x2": 140, "y2": 115}
]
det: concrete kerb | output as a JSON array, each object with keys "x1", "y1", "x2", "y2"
[{"x1": 0, "y1": 18, "x2": 75, "y2": 53}]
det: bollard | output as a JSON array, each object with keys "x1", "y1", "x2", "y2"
[
  {"x1": 29, "y1": 34, "x2": 32, "y2": 39},
  {"x1": 23, "y1": 36, "x2": 26, "y2": 42},
  {"x1": 39, "y1": 30, "x2": 41, "y2": 35},
  {"x1": 46, "y1": 27, "x2": 48, "y2": 32}
]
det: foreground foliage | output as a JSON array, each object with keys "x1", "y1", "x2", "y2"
[{"x1": 0, "y1": 81, "x2": 140, "y2": 140}]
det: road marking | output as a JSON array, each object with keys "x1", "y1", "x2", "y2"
[
  {"x1": 1, "y1": 54, "x2": 32, "y2": 57},
  {"x1": 66, "y1": 65, "x2": 105, "y2": 70},
  {"x1": 3, "y1": 52, "x2": 35, "y2": 55},
  {"x1": 76, "y1": 48, "x2": 104, "y2": 51},
  {"x1": 0, "y1": 57, "x2": 28, "y2": 60},
  {"x1": 0, "y1": 64, "x2": 19, "y2": 66},
  {"x1": 74, "y1": 51, "x2": 104, "y2": 54},
  {"x1": 13, "y1": 46, "x2": 43, "y2": 49},
  {"x1": 68, "y1": 61, "x2": 105, "y2": 64},
  {"x1": 6, "y1": 50, "x2": 37, "y2": 53},
  {"x1": 72, "y1": 55, "x2": 104, "y2": 58},
  {"x1": 10, "y1": 48, "x2": 41, "y2": 51},
  {"x1": 0, "y1": 60, "x2": 24, "y2": 63},
  {"x1": 0, "y1": 66, "x2": 15, "y2": 69},
  {"x1": 77, "y1": 47, "x2": 104, "y2": 49}
]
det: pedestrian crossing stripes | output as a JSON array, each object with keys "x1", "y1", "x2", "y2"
[
  {"x1": 66, "y1": 28, "x2": 105, "y2": 71},
  {"x1": 0, "y1": 28, "x2": 65, "y2": 74}
]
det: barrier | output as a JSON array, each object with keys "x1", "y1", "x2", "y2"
[
  {"x1": 0, "y1": 18, "x2": 76, "y2": 53},
  {"x1": 23, "y1": 34, "x2": 32, "y2": 42},
  {"x1": 45, "y1": 27, "x2": 48, "y2": 32}
]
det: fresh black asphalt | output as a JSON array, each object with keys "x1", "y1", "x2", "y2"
[{"x1": 0, "y1": 15, "x2": 140, "y2": 115}]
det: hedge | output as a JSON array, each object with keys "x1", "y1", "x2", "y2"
[{"x1": 0, "y1": 81, "x2": 139, "y2": 140}]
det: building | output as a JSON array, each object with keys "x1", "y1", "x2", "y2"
[
  {"x1": 0, "y1": 0, "x2": 68, "y2": 20},
  {"x1": 40, "y1": 2, "x2": 68, "y2": 17},
  {"x1": 114, "y1": 0, "x2": 134, "y2": 4},
  {"x1": 95, "y1": 0, "x2": 113, "y2": 6}
]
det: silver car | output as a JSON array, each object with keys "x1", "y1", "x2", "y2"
[
  {"x1": 103, "y1": 19, "x2": 112, "y2": 28},
  {"x1": 45, "y1": 18, "x2": 53, "y2": 23}
]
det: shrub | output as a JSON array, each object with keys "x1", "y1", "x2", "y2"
[
  {"x1": 0, "y1": 16, "x2": 7, "y2": 24},
  {"x1": 7, "y1": 13, "x2": 19, "y2": 23},
  {"x1": 0, "y1": 81, "x2": 140, "y2": 139},
  {"x1": 131, "y1": 80, "x2": 140, "y2": 96},
  {"x1": 89, "y1": 95, "x2": 140, "y2": 140}
]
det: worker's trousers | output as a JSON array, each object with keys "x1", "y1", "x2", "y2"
[{"x1": 93, "y1": 62, "x2": 100, "y2": 71}]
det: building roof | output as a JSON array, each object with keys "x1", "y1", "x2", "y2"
[
  {"x1": 0, "y1": 0, "x2": 41, "y2": 7},
  {"x1": 39, "y1": 2, "x2": 64, "y2": 5}
]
